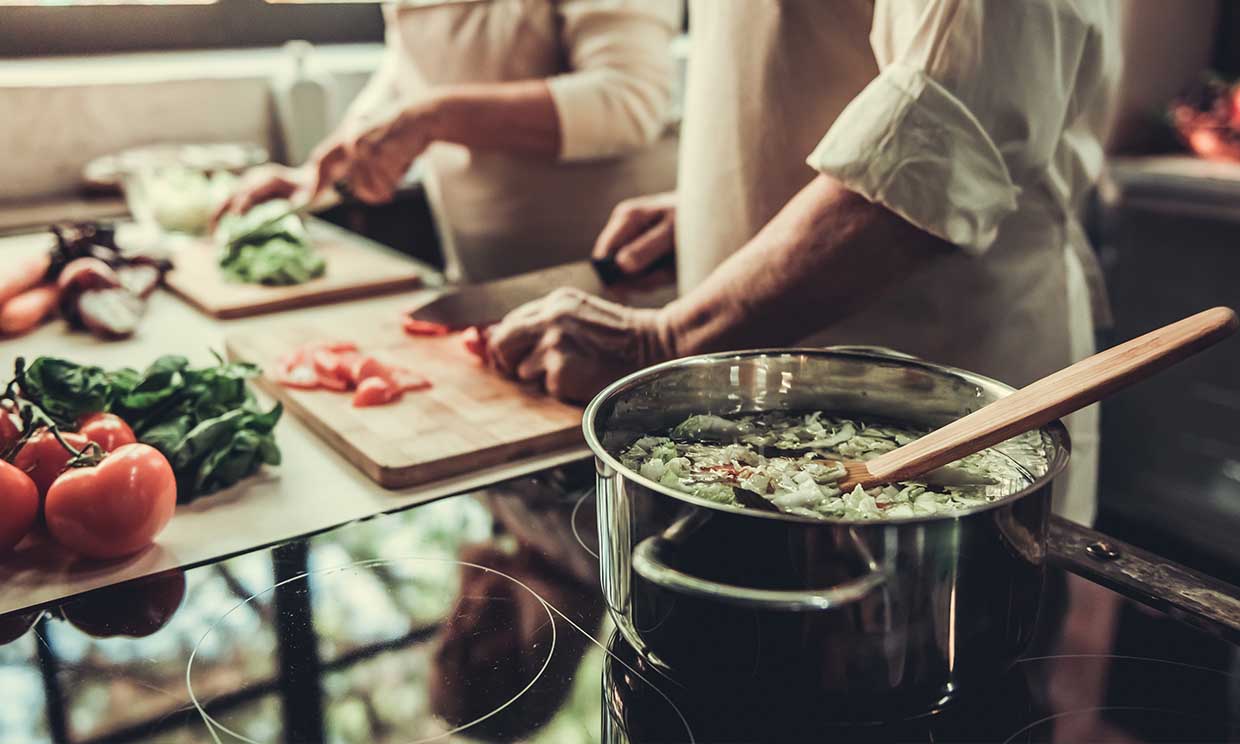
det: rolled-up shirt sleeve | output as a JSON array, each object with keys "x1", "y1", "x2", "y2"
[
  {"x1": 808, "y1": 0, "x2": 1094, "y2": 253},
  {"x1": 547, "y1": 0, "x2": 681, "y2": 161}
]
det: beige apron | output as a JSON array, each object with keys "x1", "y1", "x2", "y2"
[
  {"x1": 382, "y1": 0, "x2": 678, "y2": 282},
  {"x1": 678, "y1": 0, "x2": 1105, "y2": 524}
]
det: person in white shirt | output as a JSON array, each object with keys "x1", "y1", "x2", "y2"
[
  {"x1": 218, "y1": 0, "x2": 680, "y2": 282},
  {"x1": 485, "y1": 0, "x2": 1122, "y2": 525}
]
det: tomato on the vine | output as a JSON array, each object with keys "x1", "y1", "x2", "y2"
[
  {"x1": 13, "y1": 429, "x2": 90, "y2": 498},
  {"x1": 44, "y1": 443, "x2": 176, "y2": 560},
  {"x1": 0, "y1": 460, "x2": 38, "y2": 552},
  {"x1": 0, "y1": 411, "x2": 19, "y2": 453},
  {"x1": 77, "y1": 412, "x2": 136, "y2": 452}
]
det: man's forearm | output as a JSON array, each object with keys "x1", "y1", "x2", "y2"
[
  {"x1": 425, "y1": 80, "x2": 563, "y2": 158},
  {"x1": 663, "y1": 175, "x2": 952, "y2": 356}
]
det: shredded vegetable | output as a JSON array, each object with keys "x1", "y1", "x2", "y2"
[{"x1": 620, "y1": 412, "x2": 1048, "y2": 520}]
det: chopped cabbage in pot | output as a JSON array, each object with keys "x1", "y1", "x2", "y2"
[{"x1": 618, "y1": 412, "x2": 1048, "y2": 521}]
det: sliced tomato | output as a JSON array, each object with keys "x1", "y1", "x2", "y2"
[
  {"x1": 316, "y1": 372, "x2": 350, "y2": 392},
  {"x1": 353, "y1": 377, "x2": 400, "y2": 407},
  {"x1": 335, "y1": 351, "x2": 362, "y2": 381},
  {"x1": 351, "y1": 356, "x2": 395, "y2": 385},
  {"x1": 311, "y1": 349, "x2": 340, "y2": 378},
  {"x1": 462, "y1": 326, "x2": 488, "y2": 361},
  {"x1": 319, "y1": 341, "x2": 359, "y2": 353},
  {"x1": 403, "y1": 318, "x2": 452, "y2": 337}
]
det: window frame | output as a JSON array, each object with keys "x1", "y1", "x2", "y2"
[{"x1": 0, "y1": 0, "x2": 384, "y2": 57}]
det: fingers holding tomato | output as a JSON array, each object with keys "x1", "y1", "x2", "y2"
[{"x1": 45, "y1": 443, "x2": 177, "y2": 560}]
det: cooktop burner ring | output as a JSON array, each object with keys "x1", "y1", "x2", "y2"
[
  {"x1": 571, "y1": 487, "x2": 600, "y2": 560},
  {"x1": 185, "y1": 556, "x2": 558, "y2": 744}
]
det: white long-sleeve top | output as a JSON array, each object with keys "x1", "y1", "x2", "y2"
[{"x1": 349, "y1": 0, "x2": 680, "y2": 281}]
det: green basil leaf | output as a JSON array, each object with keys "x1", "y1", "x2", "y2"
[{"x1": 21, "y1": 357, "x2": 113, "y2": 426}]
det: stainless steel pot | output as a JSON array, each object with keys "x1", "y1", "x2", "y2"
[{"x1": 583, "y1": 348, "x2": 1070, "y2": 719}]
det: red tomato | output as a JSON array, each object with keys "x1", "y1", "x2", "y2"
[
  {"x1": 316, "y1": 371, "x2": 350, "y2": 392},
  {"x1": 63, "y1": 569, "x2": 186, "y2": 638},
  {"x1": 312, "y1": 349, "x2": 342, "y2": 380},
  {"x1": 351, "y1": 356, "x2": 394, "y2": 386},
  {"x1": 13, "y1": 429, "x2": 90, "y2": 498},
  {"x1": 462, "y1": 326, "x2": 488, "y2": 361},
  {"x1": 403, "y1": 318, "x2": 452, "y2": 337},
  {"x1": 0, "y1": 460, "x2": 38, "y2": 552},
  {"x1": 319, "y1": 341, "x2": 359, "y2": 353},
  {"x1": 353, "y1": 377, "x2": 400, "y2": 407},
  {"x1": 44, "y1": 443, "x2": 177, "y2": 560},
  {"x1": 0, "y1": 410, "x2": 19, "y2": 453},
  {"x1": 77, "y1": 412, "x2": 136, "y2": 452}
]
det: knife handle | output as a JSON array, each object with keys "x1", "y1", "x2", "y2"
[{"x1": 591, "y1": 251, "x2": 675, "y2": 286}]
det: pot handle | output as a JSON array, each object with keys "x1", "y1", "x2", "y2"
[{"x1": 631, "y1": 534, "x2": 886, "y2": 611}]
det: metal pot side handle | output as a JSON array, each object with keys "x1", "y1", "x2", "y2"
[{"x1": 631, "y1": 536, "x2": 887, "y2": 612}]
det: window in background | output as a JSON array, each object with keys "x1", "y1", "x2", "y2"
[{"x1": 0, "y1": 0, "x2": 382, "y2": 56}]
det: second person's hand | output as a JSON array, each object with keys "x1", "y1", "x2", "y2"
[
  {"x1": 592, "y1": 191, "x2": 677, "y2": 278},
  {"x1": 210, "y1": 163, "x2": 309, "y2": 229}
]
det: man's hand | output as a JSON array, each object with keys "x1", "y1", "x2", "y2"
[
  {"x1": 309, "y1": 97, "x2": 441, "y2": 205},
  {"x1": 210, "y1": 163, "x2": 307, "y2": 228},
  {"x1": 487, "y1": 288, "x2": 676, "y2": 403},
  {"x1": 592, "y1": 192, "x2": 676, "y2": 277}
]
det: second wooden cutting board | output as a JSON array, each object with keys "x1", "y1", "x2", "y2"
[
  {"x1": 167, "y1": 219, "x2": 426, "y2": 319},
  {"x1": 225, "y1": 309, "x2": 583, "y2": 489}
]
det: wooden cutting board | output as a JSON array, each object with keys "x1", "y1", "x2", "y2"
[
  {"x1": 224, "y1": 309, "x2": 584, "y2": 488},
  {"x1": 166, "y1": 219, "x2": 425, "y2": 319}
]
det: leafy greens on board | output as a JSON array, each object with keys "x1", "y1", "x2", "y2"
[
  {"x1": 214, "y1": 200, "x2": 326, "y2": 285},
  {"x1": 17, "y1": 355, "x2": 281, "y2": 502}
]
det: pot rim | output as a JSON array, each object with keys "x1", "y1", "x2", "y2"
[{"x1": 583, "y1": 348, "x2": 1071, "y2": 527}]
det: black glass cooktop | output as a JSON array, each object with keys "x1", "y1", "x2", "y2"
[{"x1": 1, "y1": 460, "x2": 1237, "y2": 744}]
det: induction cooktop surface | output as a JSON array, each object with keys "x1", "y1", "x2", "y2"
[{"x1": 1, "y1": 463, "x2": 1237, "y2": 744}]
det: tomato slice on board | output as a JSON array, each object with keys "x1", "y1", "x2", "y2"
[
  {"x1": 352, "y1": 377, "x2": 401, "y2": 407},
  {"x1": 319, "y1": 341, "x2": 359, "y2": 353},
  {"x1": 462, "y1": 326, "x2": 488, "y2": 361},
  {"x1": 351, "y1": 356, "x2": 395, "y2": 386},
  {"x1": 403, "y1": 318, "x2": 452, "y2": 337}
]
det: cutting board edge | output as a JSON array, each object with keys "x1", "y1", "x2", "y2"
[
  {"x1": 371, "y1": 427, "x2": 586, "y2": 489},
  {"x1": 168, "y1": 273, "x2": 424, "y2": 319}
]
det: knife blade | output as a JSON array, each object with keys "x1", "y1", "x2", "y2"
[{"x1": 407, "y1": 258, "x2": 676, "y2": 329}]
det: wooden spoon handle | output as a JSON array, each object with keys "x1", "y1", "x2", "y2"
[{"x1": 864, "y1": 306, "x2": 1239, "y2": 485}]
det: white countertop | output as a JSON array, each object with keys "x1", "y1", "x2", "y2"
[{"x1": 0, "y1": 230, "x2": 589, "y2": 615}]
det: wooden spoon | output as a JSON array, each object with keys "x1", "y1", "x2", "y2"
[{"x1": 836, "y1": 307, "x2": 1239, "y2": 492}]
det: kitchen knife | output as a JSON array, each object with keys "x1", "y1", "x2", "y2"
[{"x1": 407, "y1": 257, "x2": 676, "y2": 329}]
